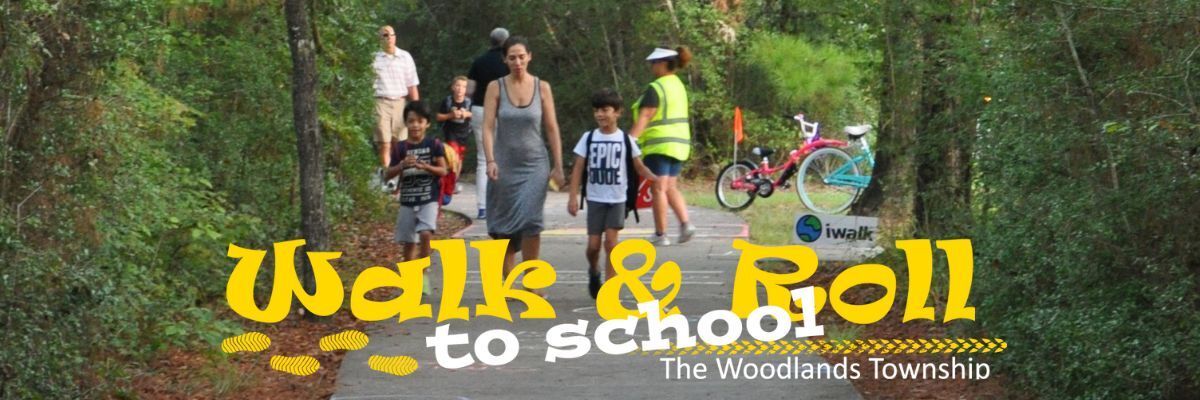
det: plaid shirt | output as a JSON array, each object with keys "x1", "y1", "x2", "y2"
[{"x1": 373, "y1": 49, "x2": 419, "y2": 98}]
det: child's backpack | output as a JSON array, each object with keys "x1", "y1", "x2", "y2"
[
  {"x1": 579, "y1": 129, "x2": 642, "y2": 223},
  {"x1": 440, "y1": 141, "x2": 460, "y2": 205}
]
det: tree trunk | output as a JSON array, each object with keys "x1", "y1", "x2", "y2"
[
  {"x1": 853, "y1": 1, "x2": 977, "y2": 238},
  {"x1": 852, "y1": 0, "x2": 921, "y2": 237},
  {"x1": 284, "y1": 0, "x2": 329, "y2": 316}
]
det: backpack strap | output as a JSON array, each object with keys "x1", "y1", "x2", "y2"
[
  {"x1": 580, "y1": 129, "x2": 597, "y2": 211},
  {"x1": 623, "y1": 132, "x2": 640, "y2": 223}
]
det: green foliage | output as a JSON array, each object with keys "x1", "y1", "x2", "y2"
[
  {"x1": 742, "y1": 33, "x2": 866, "y2": 121},
  {"x1": 5, "y1": 1, "x2": 1195, "y2": 399},
  {"x1": 379, "y1": 0, "x2": 877, "y2": 170},
  {"x1": 0, "y1": 1, "x2": 875, "y2": 393},
  {"x1": 1, "y1": 1, "x2": 383, "y2": 397},
  {"x1": 969, "y1": 2, "x2": 1200, "y2": 398}
]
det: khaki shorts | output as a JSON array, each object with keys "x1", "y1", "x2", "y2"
[{"x1": 375, "y1": 97, "x2": 408, "y2": 143}]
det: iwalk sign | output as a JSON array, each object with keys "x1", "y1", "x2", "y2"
[{"x1": 793, "y1": 214, "x2": 882, "y2": 261}]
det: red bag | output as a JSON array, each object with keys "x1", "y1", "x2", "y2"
[
  {"x1": 635, "y1": 177, "x2": 653, "y2": 209},
  {"x1": 440, "y1": 141, "x2": 465, "y2": 206}
]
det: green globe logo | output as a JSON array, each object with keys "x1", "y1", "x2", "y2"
[{"x1": 795, "y1": 215, "x2": 822, "y2": 243}]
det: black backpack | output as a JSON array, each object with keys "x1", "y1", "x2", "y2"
[{"x1": 579, "y1": 129, "x2": 642, "y2": 223}]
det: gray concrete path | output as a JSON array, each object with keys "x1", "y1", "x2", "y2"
[{"x1": 332, "y1": 179, "x2": 862, "y2": 400}]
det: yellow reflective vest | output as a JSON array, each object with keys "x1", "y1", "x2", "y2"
[{"x1": 632, "y1": 74, "x2": 690, "y2": 161}]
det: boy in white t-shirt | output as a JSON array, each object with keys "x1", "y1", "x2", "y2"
[{"x1": 567, "y1": 88, "x2": 657, "y2": 299}]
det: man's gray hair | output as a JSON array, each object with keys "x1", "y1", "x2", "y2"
[{"x1": 490, "y1": 27, "x2": 510, "y2": 46}]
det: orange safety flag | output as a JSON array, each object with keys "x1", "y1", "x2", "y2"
[{"x1": 733, "y1": 106, "x2": 744, "y2": 144}]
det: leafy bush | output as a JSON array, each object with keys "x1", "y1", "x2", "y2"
[
  {"x1": 970, "y1": 2, "x2": 1200, "y2": 398},
  {"x1": 741, "y1": 33, "x2": 869, "y2": 125},
  {"x1": 0, "y1": 2, "x2": 382, "y2": 397}
]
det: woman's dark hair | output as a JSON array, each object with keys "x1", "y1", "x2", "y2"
[
  {"x1": 666, "y1": 46, "x2": 692, "y2": 71},
  {"x1": 503, "y1": 36, "x2": 530, "y2": 55},
  {"x1": 403, "y1": 100, "x2": 434, "y2": 122},
  {"x1": 590, "y1": 88, "x2": 623, "y2": 110}
]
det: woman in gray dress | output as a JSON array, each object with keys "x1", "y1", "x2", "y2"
[{"x1": 481, "y1": 36, "x2": 566, "y2": 287}]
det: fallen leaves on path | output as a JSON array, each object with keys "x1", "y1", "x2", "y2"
[{"x1": 131, "y1": 210, "x2": 470, "y2": 399}]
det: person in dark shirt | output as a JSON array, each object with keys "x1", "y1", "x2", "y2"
[
  {"x1": 439, "y1": 76, "x2": 474, "y2": 146},
  {"x1": 467, "y1": 28, "x2": 511, "y2": 105},
  {"x1": 466, "y1": 27, "x2": 511, "y2": 220},
  {"x1": 384, "y1": 100, "x2": 447, "y2": 296},
  {"x1": 438, "y1": 76, "x2": 473, "y2": 195}
]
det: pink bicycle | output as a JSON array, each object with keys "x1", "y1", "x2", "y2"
[{"x1": 714, "y1": 114, "x2": 873, "y2": 213}]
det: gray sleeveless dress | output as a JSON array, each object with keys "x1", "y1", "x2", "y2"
[{"x1": 486, "y1": 77, "x2": 548, "y2": 239}]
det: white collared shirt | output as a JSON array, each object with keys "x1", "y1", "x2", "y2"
[{"x1": 373, "y1": 49, "x2": 419, "y2": 98}]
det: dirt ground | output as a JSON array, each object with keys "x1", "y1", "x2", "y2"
[{"x1": 131, "y1": 210, "x2": 470, "y2": 400}]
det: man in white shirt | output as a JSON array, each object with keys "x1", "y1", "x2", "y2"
[{"x1": 374, "y1": 25, "x2": 420, "y2": 172}]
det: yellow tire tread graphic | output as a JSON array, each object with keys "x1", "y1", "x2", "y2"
[
  {"x1": 641, "y1": 338, "x2": 1008, "y2": 356},
  {"x1": 270, "y1": 355, "x2": 321, "y2": 376},
  {"x1": 319, "y1": 330, "x2": 370, "y2": 352},
  {"x1": 368, "y1": 355, "x2": 419, "y2": 377},
  {"x1": 221, "y1": 331, "x2": 271, "y2": 353}
]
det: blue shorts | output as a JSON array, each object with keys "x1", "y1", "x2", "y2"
[{"x1": 643, "y1": 154, "x2": 683, "y2": 177}]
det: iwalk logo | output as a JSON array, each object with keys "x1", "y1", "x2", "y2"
[
  {"x1": 792, "y1": 214, "x2": 879, "y2": 248},
  {"x1": 824, "y1": 224, "x2": 875, "y2": 242}
]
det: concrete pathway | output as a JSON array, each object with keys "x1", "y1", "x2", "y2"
[{"x1": 332, "y1": 179, "x2": 863, "y2": 400}]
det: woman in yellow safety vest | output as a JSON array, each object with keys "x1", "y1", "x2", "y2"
[{"x1": 628, "y1": 46, "x2": 695, "y2": 246}]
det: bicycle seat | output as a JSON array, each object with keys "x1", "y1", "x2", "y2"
[
  {"x1": 751, "y1": 147, "x2": 775, "y2": 158},
  {"x1": 844, "y1": 125, "x2": 872, "y2": 140}
]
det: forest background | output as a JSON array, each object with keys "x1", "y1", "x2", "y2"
[{"x1": 1, "y1": 0, "x2": 1197, "y2": 399}]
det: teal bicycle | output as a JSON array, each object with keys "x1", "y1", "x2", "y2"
[{"x1": 715, "y1": 113, "x2": 875, "y2": 214}]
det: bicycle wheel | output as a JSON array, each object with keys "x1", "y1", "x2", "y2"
[
  {"x1": 715, "y1": 161, "x2": 757, "y2": 211},
  {"x1": 797, "y1": 147, "x2": 861, "y2": 214}
]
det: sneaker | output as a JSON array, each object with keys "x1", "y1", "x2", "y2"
[
  {"x1": 648, "y1": 233, "x2": 672, "y2": 246},
  {"x1": 477, "y1": 209, "x2": 487, "y2": 220},
  {"x1": 678, "y1": 222, "x2": 696, "y2": 244},
  {"x1": 588, "y1": 270, "x2": 601, "y2": 299},
  {"x1": 454, "y1": 183, "x2": 463, "y2": 194}
]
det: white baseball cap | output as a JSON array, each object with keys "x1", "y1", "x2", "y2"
[{"x1": 645, "y1": 47, "x2": 679, "y2": 61}]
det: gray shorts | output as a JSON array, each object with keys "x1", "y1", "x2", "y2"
[
  {"x1": 395, "y1": 203, "x2": 438, "y2": 243},
  {"x1": 586, "y1": 201, "x2": 625, "y2": 235}
]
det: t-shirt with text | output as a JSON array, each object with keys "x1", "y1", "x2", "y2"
[
  {"x1": 572, "y1": 129, "x2": 642, "y2": 204},
  {"x1": 389, "y1": 137, "x2": 445, "y2": 206}
]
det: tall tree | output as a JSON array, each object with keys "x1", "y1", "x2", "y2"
[
  {"x1": 853, "y1": 1, "x2": 978, "y2": 237},
  {"x1": 284, "y1": 0, "x2": 329, "y2": 304},
  {"x1": 852, "y1": 0, "x2": 921, "y2": 235}
]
